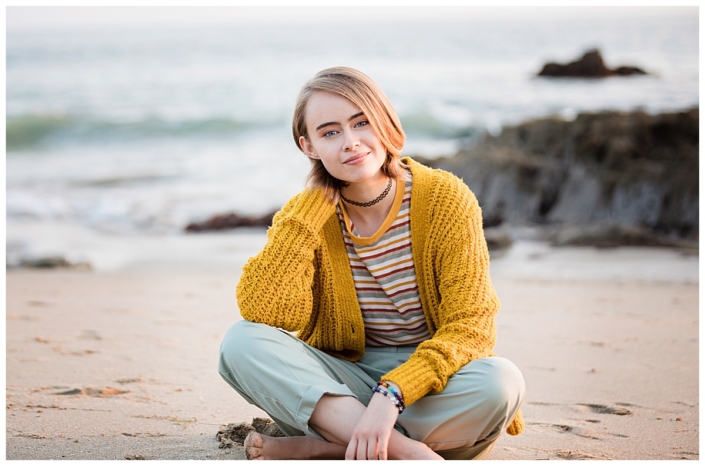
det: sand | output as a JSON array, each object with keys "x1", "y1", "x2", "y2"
[{"x1": 5, "y1": 235, "x2": 699, "y2": 460}]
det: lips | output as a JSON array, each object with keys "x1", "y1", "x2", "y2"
[{"x1": 343, "y1": 152, "x2": 368, "y2": 165}]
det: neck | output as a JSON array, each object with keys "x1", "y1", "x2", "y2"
[
  {"x1": 340, "y1": 174, "x2": 396, "y2": 230},
  {"x1": 340, "y1": 172, "x2": 390, "y2": 207}
]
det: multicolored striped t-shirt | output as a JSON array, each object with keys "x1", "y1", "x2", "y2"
[{"x1": 336, "y1": 171, "x2": 431, "y2": 346}]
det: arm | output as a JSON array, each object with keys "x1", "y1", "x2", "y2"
[
  {"x1": 236, "y1": 187, "x2": 336, "y2": 330},
  {"x1": 382, "y1": 179, "x2": 500, "y2": 406}
]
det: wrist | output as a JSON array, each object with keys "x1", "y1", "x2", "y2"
[
  {"x1": 381, "y1": 381, "x2": 402, "y2": 399},
  {"x1": 378, "y1": 380, "x2": 404, "y2": 405},
  {"x1": 371, "y1": 390, "x2": 402, "y2": 415},
  {"x1": 372, "y1": 383, "x2": 405, "y2": 414}
]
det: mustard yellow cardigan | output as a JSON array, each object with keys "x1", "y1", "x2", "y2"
[{"x1": 236, "y1": 157, "x2": 524, "y2": 436}]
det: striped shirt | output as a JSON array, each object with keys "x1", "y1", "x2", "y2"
[{"x1": 336, "y1": 171, "x2": 431, "y2": 346}]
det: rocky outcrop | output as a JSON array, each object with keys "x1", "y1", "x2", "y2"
[
  {"x1": 549, "y1": 223, "x2": 698, "y2": 250},
  {"x1": 538, "y1": 49, "x2": 647, "y2": 78},
  {"x1": 484, "y1": 227, "x2": 514, "y2": 251},
  {"x1": 7, "y1": 255, "x2": 92, "y2": 270},
  {"x1": 185, "y1": 211, "x2": 276, "y2": 232},
  {"x1": 421, "y1": 107, "x2": 698, "y2": 242}
]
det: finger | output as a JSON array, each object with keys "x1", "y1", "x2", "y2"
[
  {"x1": 367, "y1": 438, "x2": 377, "y2": 460},
  {"x1": 357, "y1": 440, "x2": 368, "y2": 461},
  {"x1": 378, "y1": 437, "x2": 388, "y2": 460},
  {"x1": 345, "y1": 438, "x2": 357, "y2": 460}
]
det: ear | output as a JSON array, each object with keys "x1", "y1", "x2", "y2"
[{"x1": 300, "y1": 136, "x2": 319, "y2": 160}]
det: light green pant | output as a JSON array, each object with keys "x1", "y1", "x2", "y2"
[{"x1": 218, "y1": 320, "x2": 525, "y2": 460}]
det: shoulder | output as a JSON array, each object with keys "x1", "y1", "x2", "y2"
[
  {"x1": 270, "y1": 186, "x2": 336, "y2": 234},
  {"x1": 274, "y1": 187, "x2": 326, "y2": 216},
  {"x1": 404, "y1": 157, "x2": 478, "y2": 214},
  {"x1": 272, "y1": 190, "x2": 305, "y2": 223}
]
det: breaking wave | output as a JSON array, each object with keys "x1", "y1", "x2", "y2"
[{"x1": 6, "y1": 113, "x2": 267, "y2": 150}]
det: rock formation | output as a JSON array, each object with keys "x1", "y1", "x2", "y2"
[
  {"x1": 185, "y1": 211, "x2": 276, "y2": 232},
  {"x1": 538, "y1": 49, "x2": 647, "y2": 78},
  {"x1": 420, "y1": 107, "x2": 698, "y2": 244}
]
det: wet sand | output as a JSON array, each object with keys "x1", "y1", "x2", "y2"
[{"x1": 5, "y1": 236, "x2": 699, "y2": 460}]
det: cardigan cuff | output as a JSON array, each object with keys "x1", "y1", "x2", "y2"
[{"x1": 381, "y1": 357, "x2": 441, "y2": 407}]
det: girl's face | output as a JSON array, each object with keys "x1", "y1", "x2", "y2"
[{"x1": 299, "y1": 91, "x2": 387, "y2": 185}]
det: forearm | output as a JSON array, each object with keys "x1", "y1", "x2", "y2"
[
  {"x1": 236, "y1": 188, "x2": 335, "y2": 328},
  {"x1": 236, "y1": 221, "x2": 317, "y2": 326}
]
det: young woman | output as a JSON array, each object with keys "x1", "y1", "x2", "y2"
[{"x1": 218, "y1": 67, "x2": 525, "y2": 460}]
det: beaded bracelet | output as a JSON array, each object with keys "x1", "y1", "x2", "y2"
[
  {"x1": 372, "y1": 386, "x2": 405, "y2": 414},
  {"x1": 377, "y1": 380, "x2": 404, "y2": 406}
]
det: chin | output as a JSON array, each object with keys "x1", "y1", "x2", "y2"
[{"x1": 342, "y1": 166, "x2": 383, "y2": 185}]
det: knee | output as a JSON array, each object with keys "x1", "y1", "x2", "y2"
[
  {"x1": 475, "y1": 357, "x2": 525, "y2": 412},
  {"x1": 218, "y1": 320, "x2": 277, "y2": 375}
]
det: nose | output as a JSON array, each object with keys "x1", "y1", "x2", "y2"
[{"x1": 342, "y1": 129, "x2": 360, "y2": 151}]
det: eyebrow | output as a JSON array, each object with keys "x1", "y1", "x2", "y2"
[{"x1": 315, "y1": 111, "x2": 365, "y2": 131}]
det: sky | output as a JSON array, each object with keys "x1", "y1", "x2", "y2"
[{"x1": 6, "y1": 5, "x2": 698, "y2": 32}]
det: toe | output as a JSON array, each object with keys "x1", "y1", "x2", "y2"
[{"x1": 244, "y1": 432, "x2": 263, "y2": 460}]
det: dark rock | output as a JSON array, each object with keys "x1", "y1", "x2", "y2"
[
  {"x1": 613, "y1": 66, "x2": 648, "y2": 76},
  {"x1": 538, "y1": 49, "x2": 647, "y2": 78},
  {"x1": 185, "y1": 211, "x2": 276, "y2": 232},
  {"x1": 13, "y1": 256, "x2": 92, "y2": 270},
  {"x1": 484, "y1": 227, "x2": 513, "y2": 250},
  {"x1": 20, "y1": 256, "x2": 71, "y2": 268},
  {"x1": 550, "y1": 223, "x2": 698, "y2": 250},
  {"x1": 426, "y1": 107, "x2": 698, "y2": 245}
]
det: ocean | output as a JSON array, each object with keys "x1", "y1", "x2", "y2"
[{"x1": 6, "y1": 7, "x2": 699, "y2": 269}]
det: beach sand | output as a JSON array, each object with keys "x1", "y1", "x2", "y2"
[{"x1": 5, "y1": 235, "x2": 699, "y2": 460}]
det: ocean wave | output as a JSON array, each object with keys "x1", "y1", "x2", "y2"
[
  {"x1": 6, "y1": 113, "x2": 268, "y2": 150},
  {"x1": 6, "y1": 114, "x2": 75, "y2": 150},
  {"x1": 399, "y1": 112, "x2": 481, "y2": 139},
  {"x1": 72, "y1": 174, "x2": 183, "y2": 187}
]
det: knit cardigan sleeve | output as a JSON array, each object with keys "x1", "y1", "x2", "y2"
[
  {"x1": 382, "y1": 173, "x2": 500, "y2": 404},
  {"x1": 235, "y1": 187, "x2": 336, "y2": 330}
]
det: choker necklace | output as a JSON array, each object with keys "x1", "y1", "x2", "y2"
[{"x1": 341, "y1": 178, "x2": 393, "y2": 207}]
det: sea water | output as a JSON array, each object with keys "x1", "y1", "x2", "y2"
[{"x1": 6, "y1": 8, "x2": 699, "y2": 268}]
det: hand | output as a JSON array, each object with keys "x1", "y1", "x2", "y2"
[{"x1": 345, "y1": 391, "x2": 400, "y2": 460}]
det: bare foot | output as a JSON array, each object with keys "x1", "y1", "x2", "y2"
[
  {"x1": 243, "y1": 431, "x2": 347, "y2": 460},
  {"x1": 244, "y1": 432, "x2": 265, "y2": 460}
]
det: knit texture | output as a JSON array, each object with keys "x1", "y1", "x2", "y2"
[{"x1": 236, "y1": 157, "x2": 524, "y2": 436}]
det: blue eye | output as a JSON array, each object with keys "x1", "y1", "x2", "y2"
[
  {"x1": 355, "y1": 120, "x2": 368, "y2": 128},
  {"x1": 323, "y1": 130, "x2": 337, "y2": 138}
]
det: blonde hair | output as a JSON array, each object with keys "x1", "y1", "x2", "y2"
[{"x1": 292, "y1": 67, "x2": 407, "y2": 202}]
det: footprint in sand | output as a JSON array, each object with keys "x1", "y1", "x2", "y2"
[
  {"x1": 577, "y1": 403, "x2": 632, "y2": 416},
  {"x1": 51, "y1": 346, "x2": 97, "y2": 356},
  {"x1": 116, "y1": 378, "x2": 143, "y2": 385},
  {"x1": 548, "y1": 424, "x2": 601, "y2": 440},
  {"x1": 532, "y1": 420, "x2": 630, "y2": 441},
  {"x1": 53, "y1": 387, "x2": 130, "y2": 397},
  {"x1": 27, "y1": 300, "x2": 50, "y2": 307},
  {"x1": 556, "y1": 449, "x2": 608, "y2": 460},
  {"x1": 78, "y1": 330, "x2": 102, "y2": 341}
]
